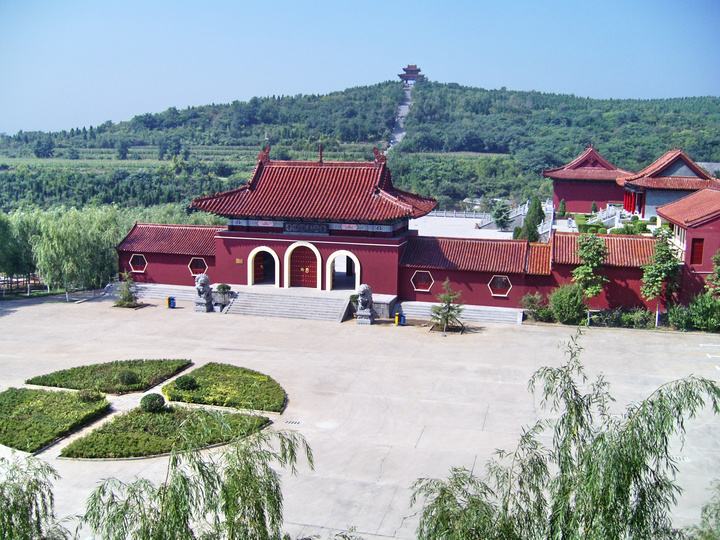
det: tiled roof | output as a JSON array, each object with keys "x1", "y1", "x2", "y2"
[
  {"x1": 191, "y1": 148, "x2": 436, "y2": 223},
  {"x1": 400, "y1": 236, "x2": 552, "y2": 275},
  {"x1": 543, "y1": 146, "x2": 632, "y2": 181},
  {"x1": 617, "y1": 149, "x2": 718, "y2": 190},
  {"x1": 552, "y1": 232, "x2": 655, "y2": 268},
  {"x1": 657, "y1": 188, "x2": 720, "y2": 228},
  {"x1": 117, "y1": 223, "x2": 222, "y2": 256}
]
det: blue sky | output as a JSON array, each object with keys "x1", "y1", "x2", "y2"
[{"x1": 1, "y1": 0, "x2": 718, "y2": 134}]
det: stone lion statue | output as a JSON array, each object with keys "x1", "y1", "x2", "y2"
[
  {"x1": 194, "y1": 273, "x2": 213, "y2": 312},
  {"x1": 357, "y1": 284, "x2": 373, "y2": 311}
]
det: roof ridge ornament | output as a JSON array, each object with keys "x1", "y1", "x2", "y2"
[
  {"x1": 372, "y1": 147, "x2": 387, "y2": 166},
  {"x1": 257, "y1": 145, "x2": 271, "y2": 164}
]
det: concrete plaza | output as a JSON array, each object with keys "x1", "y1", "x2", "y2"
[{"x1": 0, "y1": 296, "x2": 718, "y2": 538}]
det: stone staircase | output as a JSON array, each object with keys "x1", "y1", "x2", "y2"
[
  {"x1": 398, "y1": 301, "x2": 523, "y2": 325},
  {"x1": 134, "y1": 283, "x2": 197, "y2": 302},
  {"x1": 224, "y1": 289, "x2": 351, "y2": 322}
]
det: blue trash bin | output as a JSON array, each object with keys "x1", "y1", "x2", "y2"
[
  {"x1": 400, "y1": 313, "x2": 406, "y2": 325},
  {"x1": 168, "y1": 296, "x2": 176, "y2": 309}
]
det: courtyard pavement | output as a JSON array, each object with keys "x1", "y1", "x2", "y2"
[{"x1": 0, "y1": 297, "x2": 718, "y2": 538}]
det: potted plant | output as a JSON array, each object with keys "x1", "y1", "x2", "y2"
[{"x1": 213, "y1": 283, "x2": 232, "y2": 307}]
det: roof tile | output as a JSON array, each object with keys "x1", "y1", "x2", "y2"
[
  {"x1": 552, "y1": 232, "x2": 655, "y2": 268},
  {"x1": 117, "y1": 223, "x2": 222, "y2": 256},
  {"x1": 543, "y1": 146, "x2": 632, "y2": 182},
  {"x1": 657, "y1": 188, "x2": 720, "y2": 227}
]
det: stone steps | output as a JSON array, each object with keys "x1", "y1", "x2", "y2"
[
  {"x1": 135, "y1": 284, "x2": 197, "y2": 302},
  {"x1": 224, "y1": 291, "x2": 350, "y2": 322},
  {"x1": 398, "y1": 301, "x2": 523, "y2": 325}
]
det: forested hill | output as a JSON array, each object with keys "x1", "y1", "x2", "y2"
[
  {"x1": 0, "y1": 82, "x2": 403, "y2": 154},
  {"x1": 399, "y1": 82, "x2": 720, "y2": 172},
  {"x1": 1, "y1": 79, "x2": 720, "y2": 211}
]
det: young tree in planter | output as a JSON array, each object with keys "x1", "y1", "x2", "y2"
[
  {"x1": 0, "y1": 455, "x2": 70, "y2": 539},
  {"x1": 641, "y1": 228, "x2": 680, "y2": 305},
  {"x1": 705, "y1": 250, "x2": 720, "y2": 298},
  {"x1": 518, "y1": 196, "x2": 545, "y2": 242},
  {"x1": 431, "y1": 279, "x2": 464, "y2": 333},
  {"x1": 115, "y1": 271, "x2": 139, "y2": 308},
  {"x1": 557, "y1": 199, "x2": 567, "y2": 218},
  {"x1": 591, "y1": 201, "x2": 598, "y2": 213},
  {"x1": 571, "y1": 233, "x2": 608, "y2": 298},
  {"x1": 83, "y1": 420, "x2": 314, "y2": 540},
  {"x1": 492, "y1": 200, "x2": 511, "y2": 231},
  {"x1": 412, "y1": 331, "x2": 720, "y2": 540}
]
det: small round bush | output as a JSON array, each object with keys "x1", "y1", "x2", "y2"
[
  {"x1": 140, "y1": 393, "x2": 166, "y2": 413},
  {"x1": 174, "y1": 375, "x2": 198, "y2": 391},
  {"x1": 549, "y1": 284, "x2": 586, "y2": 325},
  {"x1": 116, "y1": 369, "x2": 140, "y2": 386},
  {"x1": 78, "y1": 389, "x2": 103, "y2": 402}
]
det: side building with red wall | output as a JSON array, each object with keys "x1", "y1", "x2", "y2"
[{"x1": 544, "y1": 146, "x2": 631, "y2": 214}]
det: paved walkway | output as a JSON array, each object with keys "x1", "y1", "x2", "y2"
[{"x1": 0, "y1": 297, "x2": 719, "y2": 538}]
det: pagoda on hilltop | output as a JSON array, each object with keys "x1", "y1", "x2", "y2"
[{"x1": 398, "y1": 64, "x2": 425, "y2": 85}]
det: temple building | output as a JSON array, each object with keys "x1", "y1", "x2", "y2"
[
  {"x1": 618, "y1": 149, "x2": 719, "y2": 218},
  {"x1": 544, "y1": 145, "x2": 632, "y2": 213},
  {"x1": 398, "y1": 64, "x2": 425, "y2": 85},
  {"x1": 657, "y1": 187, "x2": 720, "y2": 300},
  {"x1": 117, "y1": 146, "x2": 686, "y2": 317}
]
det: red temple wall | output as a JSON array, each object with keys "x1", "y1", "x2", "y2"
[
  {"x1": 675, "y1": 217, "x2": 720, "y2": 302},
  {"x1": 211, "y1": 232, "x2": 402, "y2": 294},
  {"x1": 118, "y1": 252, "x2": 216, "y2": 286},
  {"x1": 553, "y1": 179, "x2": 625, "y2": 214}
]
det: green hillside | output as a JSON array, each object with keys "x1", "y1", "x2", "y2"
[{"x1": 1, "y1": 79, "x2": 719, "y2": 211}]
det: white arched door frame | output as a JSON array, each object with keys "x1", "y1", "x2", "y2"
[
  {"x1": 283, "y1": 241, "x2": 322, "y2": 289},
  {"x1": 325, "y1": 249, "x2": 361, "y2": 291},
  {"x1": 247, "y1": 246, "x2": 281, "y2": 287}
]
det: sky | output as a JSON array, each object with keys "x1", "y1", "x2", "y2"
[{"x1": 0, "y1": 0, "x2": 719, "y2": 134}]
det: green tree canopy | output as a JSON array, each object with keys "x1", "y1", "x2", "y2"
[{"x1": 571, "y1": 233, "x2": 608, "y2": 298}]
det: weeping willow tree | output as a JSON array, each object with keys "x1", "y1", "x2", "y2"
[
  {"x1": 0, "y1": 454, "x2": 70, "y2": 540},
  {"x1": 82, "y1": 414, "x2": 314, "y2": 540},
  {"x1": 412, "y1": 330, "x2": 720, "y2": 540}
]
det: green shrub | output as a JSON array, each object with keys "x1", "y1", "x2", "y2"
[
  {"x1": 590, "y1": 308, "x2": 623, "y2": 327},
  {"x1": 61, "y1": 407, "x2": 270, "y2": 458},
  {"x1": 26, "y1": 359, "x2": 191, "y2": 393},
  {"x1": 668, "y1": 304, "x2": 693, "y2": 331},
  {"x1": 117, "y1": 370, "x2": 140, "y2": 386},
  {"x1": 635, "y1": 222, "x2": 649, "y2": 233},
  {"x1": 163, "y1": 363, "x2": 287, "y2": 412},
  {"x1": 78, "y1": 389, "x2": 103, "y2": 402},
  {"x1": 174, "y1": 375, "x2": 198, "y2": 391},
  {"x1": 216, "y1": 283, "x2": 231, "y2": 294},
  {"x1": 0, "y1": 388, "x2": 110, "y2": 452},
  {"x1": 689, "y1": 293, "x2": 720, "y2": 332},
  {"x1": 521, "y1": 292, "x2": 555, "y2": 322},
  {"x1": 557, "y1": 199, "x2": 566, "y2": 217},
  {"x1": 648, "y1": 216, "x2": 657, "y2": 224},
  {"x1": 621, "y1": 308, "x2": 654, "y2": 329},
  {"x1": 631, "y1": 215, "x2": 639, "y2": 222},
  {"x1": 140, "y1": 393, "x2": 166, "y2": 413},
  {"x1": 549, "y1": 284, "x2": 586, "y2": 325},
  {"x1": 578, "y1": 223, "x2": 590, "y2": 233}
]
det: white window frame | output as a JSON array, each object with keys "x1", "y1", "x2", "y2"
[
  {"x1": 487, "y1": 274, "x2": 513, "y2": 297},
  {"x1": 188, "y1": 257, "x2": 208, "y2": 276},
  {"x1": 129, "y1": 253, "x2": 148, "y2": 273},
  {"x1": 411, "y1": 270, "x2": 435, "y2": 292}
]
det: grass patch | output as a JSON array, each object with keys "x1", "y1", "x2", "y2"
[
  {"x1": 0, "y1": 388, "x2": 110, "y2": 453},
  {"x1": 163, "y1": 362, "x2": 287, "y2": 412},
  {"x1": 26, "y1": 359, "x2": 191, "y2": 394},
  {"x1": 61, "y1": 407, "x2": 269, "y2": 458}
]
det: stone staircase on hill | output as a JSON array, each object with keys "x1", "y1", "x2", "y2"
[
  {"x1": 223, "y1": 290, "x2": 351, "y2": 322},
  {"x1": 398, "y1": 301, "x2": 523, "y2": 325}
]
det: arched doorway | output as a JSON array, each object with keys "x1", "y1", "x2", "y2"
[
  {"x1": 284, "y1": 241, "x2": 322, "y2": 289},
  {"x1": 247, "y1": 246, "x2": 280, "y2": 287},
  {"x1": 325, "y1": 250, "x2": 361, "y2": 291}
]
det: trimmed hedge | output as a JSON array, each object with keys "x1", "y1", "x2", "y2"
[
  {"x1": 26, "y1": 359, "x2": 191, "y2": 394},
  {"x1": 0, "y1": 388, "x2": 110, "y2": 452},
  {"x1": 61, "y1": 407, "x2": 269, "y2": 458},
  {"x1": 163, "y1": 362, "x2": 287, "y2": 412}
]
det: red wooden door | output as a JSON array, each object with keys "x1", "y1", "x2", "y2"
[
  {"x1": 253, "y1": 253, "x2": 265, "y2": 283},
  {"x1": 290, "y1": 246, "x2": 317, "y2": 287}
]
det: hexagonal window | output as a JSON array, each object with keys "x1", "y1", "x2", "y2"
[
  {"x1": 411, "y1": 270, "x2": 434, "y2": 292},
  {"x1": 188, "y1": 257, "x2": 208, "y2": 276},
  {"x1": 129, "y1": 253, "x2": 147, "y2": 273},
  {"x1": 488, "y1": 275, "x2": 512, "y2": 297}
]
